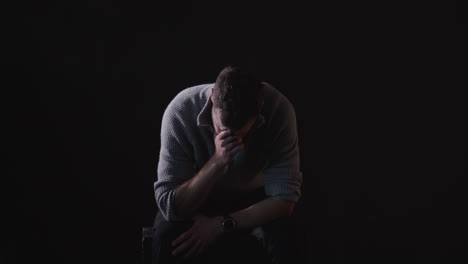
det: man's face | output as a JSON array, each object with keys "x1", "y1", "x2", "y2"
[
  {"x1": 210, "y1": 90, "x2": 257, "y2": 139},
  {"x1": 211, "y1": 107, "x2": 256, "y2": 138}
]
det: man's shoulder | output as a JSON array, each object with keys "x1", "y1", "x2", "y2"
[
  {"x1": 171, "y1": 83, "x2": 213, "y2": 104},
  {"x1": 165, "y1": 83, "x2": 212, "y2": 111},
  {"x1": 177, "y1": 83, "x2": 213, "y2": 98},
  {"x1": 261, "y1": 82, "x2": 294, "y2": 112}
]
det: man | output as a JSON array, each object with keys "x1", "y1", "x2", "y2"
[{"x1": 152, "y1": 66, "x2": 303, "y2": 264}]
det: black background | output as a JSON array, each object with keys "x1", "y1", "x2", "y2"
[{"x1": 5, "y1": 1, "x2": 467, "y2": 264}]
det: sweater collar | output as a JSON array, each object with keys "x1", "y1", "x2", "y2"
[{"x1": 196, "y1": 94, "x2": 214, "y2": 127}]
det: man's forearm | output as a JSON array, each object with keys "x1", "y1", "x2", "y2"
[
  {"x1": 174, "y1": 156, "x2": 224, "y2": 219},
  {"x1": 229, "y1": 197, "x2": 295, "y2": 231}
]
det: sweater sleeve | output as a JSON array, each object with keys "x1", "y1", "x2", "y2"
[
  {"x1": 263, "y1": 97, "x2": 302, "y2": 202},
  {"x1": 154, "y1": 99, "x2": 195, "y2": 221}
]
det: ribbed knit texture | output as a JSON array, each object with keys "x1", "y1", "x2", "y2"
[{"x1": 154, "y1": 83, "x2": 302, "y2": 221}]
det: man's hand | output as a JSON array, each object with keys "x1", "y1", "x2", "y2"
[
  {"x1": 171, "y1": 215, "x2": 224, "y2": 259},
  {"x1": 213, "y1": 130, "x2": 244, "y2": 167}
]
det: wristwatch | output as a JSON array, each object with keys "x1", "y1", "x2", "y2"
[{"x1": 222, "y1": 215, "x2": 237, "y2": 233}]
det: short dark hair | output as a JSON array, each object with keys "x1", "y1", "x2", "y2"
[{"x1": 212, "y1": 66, "x2": 263, "y2": 130}]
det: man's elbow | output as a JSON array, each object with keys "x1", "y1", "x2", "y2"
[
  {"x1": 155, "y1": 188, "x2": 184, "y2": 222},
  {"x1": 158, "y1": 204, "x2": 187, "y2": 222},
  {"x1": 274, "y1": 198, "x2": 295, "y2": 217},
  {"x1": 284, "y1": 201, "x2": 295, "y2": 216}
]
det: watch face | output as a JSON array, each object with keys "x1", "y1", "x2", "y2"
[{"x1": 223, "y1": 218, "x2": 235, "y2": 231}]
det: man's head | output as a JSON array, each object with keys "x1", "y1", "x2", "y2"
[{"x1": 210, "y1": 66, "x2": 264, "y2": 138}]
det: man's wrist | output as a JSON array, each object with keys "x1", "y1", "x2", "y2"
[
  {"x1": 214, "y1": 216, "x2": 225, "y2": 236},
  {"x1": 221, "y1": 214, "x2": 238, "y2": 233},
  {"x1": 209, "y1": 155, "x2": 228, "y2": 172}
]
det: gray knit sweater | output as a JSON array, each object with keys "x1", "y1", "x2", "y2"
[{"x1": 154, "y1": 82, "x2": 302, "y2": 221}]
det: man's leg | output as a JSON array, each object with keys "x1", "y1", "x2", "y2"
[
  {"x1": 152, "y1": 212, "x2": 195, "y2": 264},
  {"x1": 152, "y1": 211, "x2": 265, "y2": 264},
  {"x1": 152, "y1": 188, "x2": 273, "y2": 264}
]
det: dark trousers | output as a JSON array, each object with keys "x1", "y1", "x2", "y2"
[{"x1": 151, "y1": 188, "x2": 300, "y2": 264}]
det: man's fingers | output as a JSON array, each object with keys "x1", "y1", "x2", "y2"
[
  {"x1": 217, "y1": 130, "x2": 231, "y2": 139},
  {"x1": 225, "y1": 141, "x2": 240, "y2": 151},
  {"x1": 230, "y1": 143, "x2": 244, "y2": 154},
  {"x1": 195, "y1": 241, "x2": 206, "y2": 257},
  {"x1": 227, "y1": 139, "x2": 244, "y2": 151},
  {"x1": 221, "y1": 136, "x2": 239, "y2": 147},
  {"x1": 172, "y1": 236, "x2": 197, "y2": 256},
  {"x1": 183, "y1": 238, "x2": 202, "y2": 259},
  {"x1": 172, "y1": 231, "x2": 191, "y2": 247}
]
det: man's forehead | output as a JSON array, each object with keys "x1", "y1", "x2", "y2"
[{"x1": 212, "y1": 106, "x2": 256, "y2": 134}]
